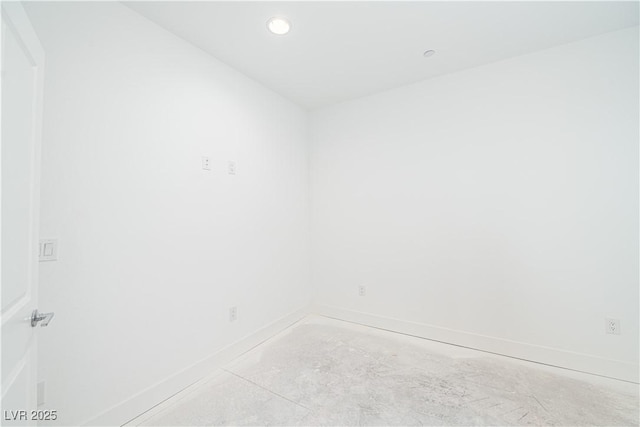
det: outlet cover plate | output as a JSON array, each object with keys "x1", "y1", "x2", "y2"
[
  {"x1": 202, "y1": 156, "x2": 211, "y2": 171},
  {"x1": 227, "y1": 160, "x2": 237, "y2": 175},
  {"x1": 605, "y1": 318, "x2": 621, "y2": 335}
]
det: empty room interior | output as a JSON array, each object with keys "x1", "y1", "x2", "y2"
[{"x1": 1, "y1": 1, "x2": 639, "y2": 426}]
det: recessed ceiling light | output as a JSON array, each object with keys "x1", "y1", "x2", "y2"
[
  {"x1": 267, "y1": 17, "x2": 291, "y2": 35},
  {"x1": 423, "y1": 50, "x2": 436, "y2": 58}
]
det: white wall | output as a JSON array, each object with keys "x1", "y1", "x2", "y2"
[
  {"x1": 24, "y1": 2, "x2": 311, "y2": 425},
  {"x1": 22, "y1": 2, "x2": 639, "y2": 423},
  {"x1": 310, "y1": 27, "x2": 639, "y2": 382}
]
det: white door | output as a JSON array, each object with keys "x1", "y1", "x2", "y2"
[{"x1": 1, "y1": 2, "x2": 45, "y2": 425}]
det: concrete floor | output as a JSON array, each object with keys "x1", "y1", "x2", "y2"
[{"x1": 128, "y1": 315, "x2": 639, "y2": 426}]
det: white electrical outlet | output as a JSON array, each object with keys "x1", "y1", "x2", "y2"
[
  {"x1": 202, "y1": 156, "x2": 211, "y2": 171},
  {"x1": 229, "y1": 306, "x2": 237, "y2": 322},
  {"x1": 227, "y1": 160, "x2": 237, "y2": 175},
  {"x1": 605, "y1": 318, "x2": 620, "y2": 335},
  {"x1": 358, "y1": 285, "x2": 366, "y2": 297}
]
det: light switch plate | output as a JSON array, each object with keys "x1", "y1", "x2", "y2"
[{"x1": 39, "y1": 239, "x2": 58, "y2": 261}]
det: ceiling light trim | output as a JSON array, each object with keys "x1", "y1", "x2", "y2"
[{"x1": 267, "y1": 17, "x2": 291, "y2": 35}]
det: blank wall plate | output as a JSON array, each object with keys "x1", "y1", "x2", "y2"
[
  {"x1": 358, "y1": 285, "x2": 366, "y2": 297},
  {"x1": 229, "y1": 306, "x2": 237, "y2": 322},
  {"x1": 39, "y1": 239, "x2": 58, "y2": 262}
]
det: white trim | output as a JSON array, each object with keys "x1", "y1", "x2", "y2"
[
  {"x1": 82, "y1": 306, "x2": 310, "y2": 426},
  {"x1": 312, "y1": 304, "x2": 639, "y2": 384}
]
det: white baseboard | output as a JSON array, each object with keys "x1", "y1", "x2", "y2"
[
  {"x1": 313, "y1": 304, "x2": 639, "y2": 384},
  {"x1": 83, "y1": 306, "x2": 310, "y2": 426}
]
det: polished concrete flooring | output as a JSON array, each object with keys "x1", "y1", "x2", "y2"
[{"x1": 128, "y1": 315, "x2": 639, "y2": 426}]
